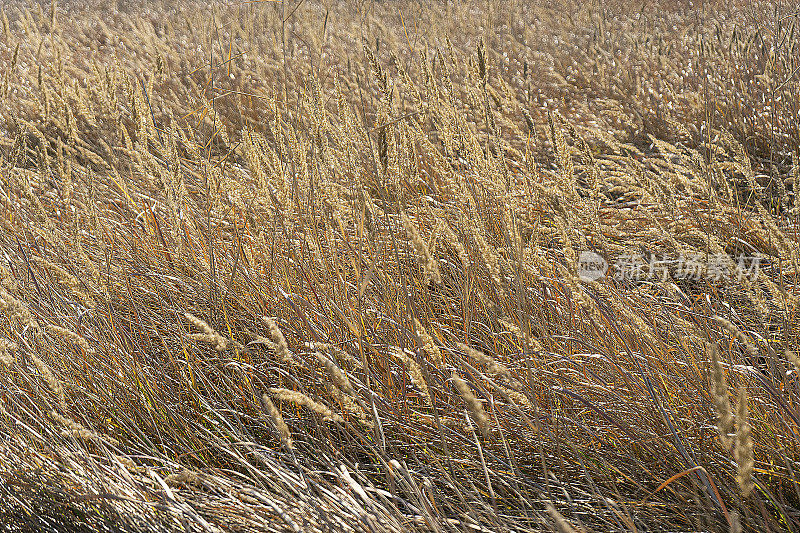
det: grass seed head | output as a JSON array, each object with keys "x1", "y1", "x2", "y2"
[
  {"x1": 269, "y1": 388, "x2": 344, "y2": 424},
  {"x1": 735, "y1": 386, "x2": 755, "y2": 498},
  {"x1": 452, "y1": 371, "x2": 490, "y2": 438},
  {"x1": 184, "y1": 312, "x2": 231, "y2": 352},
  {"x1": 261, "y1": 393, "x2": 293, "y2": 449},
  {"x1": 263, "y1": 317, "x2": 293, "y2": 363},
  {"x1": 709, "y1": 342, "x2": 734, "y2": 449}
]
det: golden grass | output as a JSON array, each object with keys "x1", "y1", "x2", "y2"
[{"x1": 0, "y1": 0, "x2": 799, "y2": 530}]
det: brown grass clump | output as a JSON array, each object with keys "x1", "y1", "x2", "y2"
[{"x1": 0, "y1": 0, "x2": 799, "y2": 530}]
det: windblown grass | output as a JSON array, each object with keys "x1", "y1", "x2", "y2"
[{"x1": 0, "y1": 0, "x2": 799, "y2": 531}]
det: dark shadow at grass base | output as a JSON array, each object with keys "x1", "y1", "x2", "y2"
[{"x1": 0, "y1": 482, "x2": 174, "y2": 533}]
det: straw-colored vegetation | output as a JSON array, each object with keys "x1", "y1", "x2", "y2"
[{"x1": 1, "y1": 0, "x2": 799, "y2": 530}]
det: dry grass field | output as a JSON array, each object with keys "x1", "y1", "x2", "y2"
[{"x1": 1, "y1": 0, "x2": 800, "y2": 530}]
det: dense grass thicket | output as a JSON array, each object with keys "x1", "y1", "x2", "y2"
[{"x1": 1, "y1": 0, "x2": 800, "y2": 530}]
